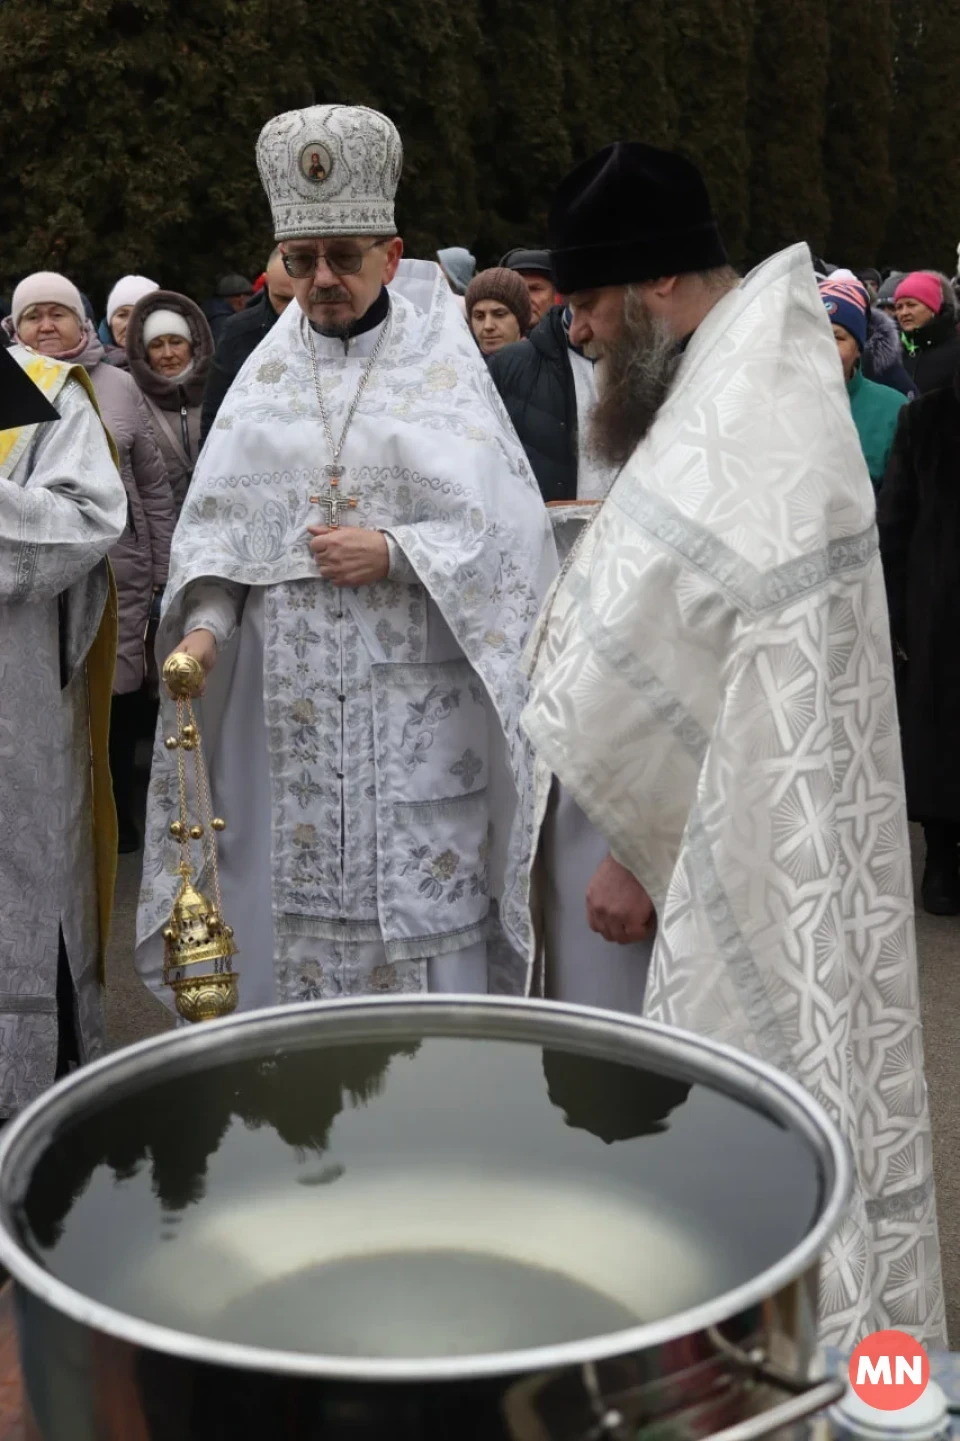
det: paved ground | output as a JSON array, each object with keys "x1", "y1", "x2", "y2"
[{"x1": 105, "y1": 825, "x2": 960, "y2": 1344}]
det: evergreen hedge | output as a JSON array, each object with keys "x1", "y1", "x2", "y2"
[
  {"x1": 0, "y1": 0, "x2": 954, "y2": 305},
  {"x1": 746, "y1": 0, "x2": 830, "y2": 263}
]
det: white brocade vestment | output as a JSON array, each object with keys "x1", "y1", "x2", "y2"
[
  {"x1": 522, "y1": 245, "x2": 945, "y2": 1348},
  {"x1": 0, "y1": 352, "x2": 126, "y2": 1116},
  {"x1": 136, "y1": 262, "x2": 557, "y2": 1008}
]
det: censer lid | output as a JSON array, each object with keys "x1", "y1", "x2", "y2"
[{"x1": 164, "y1": 870, "x2": 237, "y2": 972}]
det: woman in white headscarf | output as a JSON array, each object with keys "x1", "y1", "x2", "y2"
[{"x1": 97, "y1": 274, "x2": 159, "y2": 367}]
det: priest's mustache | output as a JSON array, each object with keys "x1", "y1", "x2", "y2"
[{"x1": 310, "y1": 286, "x2": 352, "y2": 304}]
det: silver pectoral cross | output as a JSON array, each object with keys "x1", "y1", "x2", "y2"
[{"x1": 309, "y1": 467, "x2": 359, "y2": 528}]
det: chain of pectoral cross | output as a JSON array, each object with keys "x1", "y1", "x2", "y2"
[{"x1": 306, "y1": 313, "x2": 391, "y2": 527}]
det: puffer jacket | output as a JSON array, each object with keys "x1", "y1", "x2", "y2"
[
  {"x1": 862, "y1": 307, "x2": 917, "y2": 399},
  {"x1": 487, "y1": 305, "x2": 577, "y2": 502},
  {"x1": 126, "y1": 289, "x2": 214, "y2": 510},
  {"x1": 80, "y1": 331, "x2": 176, "y2": 692}
]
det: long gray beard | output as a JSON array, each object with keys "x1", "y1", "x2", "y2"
[{"x1": 587, "y1": 289, "x2": 682, "y2": 470}]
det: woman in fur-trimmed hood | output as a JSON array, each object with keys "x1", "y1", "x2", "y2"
[
  {"x1": 126, "y1": 289, "x2": 214, "y2": 510},
  {"x1": 863, "y1": 303, "x2": 917, "y2": 398}
]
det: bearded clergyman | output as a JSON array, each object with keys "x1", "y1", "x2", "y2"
[
  {"x1": 136, "y1": 105, "x2": 556, "y2": 1008},
  {"x1": 522, "y1": 142, "x2": 945, "y2": 1347}
]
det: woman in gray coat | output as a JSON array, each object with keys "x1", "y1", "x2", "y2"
[
  {"x1": 126, "y1": 289, "x2": 214, "y2": 511},
  {"x1": 11, "y1": 273, "x2": 177, "y2": 852}
]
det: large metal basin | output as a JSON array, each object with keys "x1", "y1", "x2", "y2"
[{"x1": 0, "y1": 997, "x2": 851, "y2": 1439}]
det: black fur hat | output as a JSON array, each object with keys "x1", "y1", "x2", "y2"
[{"x1": 548, "y1": 142, "x2": 727, "y2": 294}]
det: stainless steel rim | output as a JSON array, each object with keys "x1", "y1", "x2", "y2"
[{"x1": 0, "y1": 996, "x2": 852, "y2": 1384}]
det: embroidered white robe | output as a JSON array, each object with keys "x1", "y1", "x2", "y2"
[
  {"x1": 522, "y1": 245, "x2": 945, "y2": 1348},
  {"x1": 136, "y1": 262, "x2": 556, "y2": 1009}
]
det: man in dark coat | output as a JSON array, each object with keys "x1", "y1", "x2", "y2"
[
  {"x1": 894, "y1": 271, "x2": 960, "y2": 394},
  {"x1": 500, "y1": 247, "x2": 559, "y2": 327},
  {"x1": 202, "y1": 273, "x2": 255, "y2": 346},
  {"x1": 879, "y1": 377, "x2": 960, "y2": 913},
  {"x1": 200, "y1": 249, "x2": 295, "y2": 444},
  {"x1": 487, "y1": 304, "x2": 578, "y2": 502}
]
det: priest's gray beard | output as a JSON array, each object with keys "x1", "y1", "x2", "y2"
[{"x1": 587, "y1": 286, "x2": 681, "y2": 469}]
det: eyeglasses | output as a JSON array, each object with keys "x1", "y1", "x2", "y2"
[{"x1": 281, "y1": 239, "x2": 388, "y2": 279}]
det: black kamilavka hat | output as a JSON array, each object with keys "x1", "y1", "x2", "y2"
[{"x1": 548, "y1": 142, "x2": 728, "y2": 295}]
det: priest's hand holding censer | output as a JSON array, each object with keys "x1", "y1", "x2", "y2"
[{"x1": 160, "y1": 649, "x2": 239, "y2": 1023}]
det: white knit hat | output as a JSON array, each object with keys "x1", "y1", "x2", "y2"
[
  {"x1": 106, "y1": 274, "x2": 158, "y2": 324},
  {"x1": 12, "y1": 272, "x2": 85, "y2": 329},
  {"x1": 256, "y1": 104, "x2": 402, "y2": 239},
  {"x1": 142, "y1": 309, "x2": 192, "y2": 347}
]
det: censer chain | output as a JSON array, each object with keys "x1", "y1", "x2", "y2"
[{"x1": 187, "y1": 698, "x2": 225, "y2": 921}]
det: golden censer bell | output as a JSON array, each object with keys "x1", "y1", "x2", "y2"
[{"x1": 160, "y1": 651, "x2": 238, "y2": 1023}]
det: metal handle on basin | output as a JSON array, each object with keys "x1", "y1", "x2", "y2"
[
  {"x1": 577, "y1": 1329, "x2": 846, "y2": 1440},
  {"x1": 701, "y1": 1326, "x2": 846, "y2": 1441},
  {"x1": 703, "y1": 1375, "x2": 846, "y2": 1441}
]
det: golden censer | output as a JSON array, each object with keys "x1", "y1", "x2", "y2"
[{"x1": 160, "y1": 651, "x2": 238, "y2": 1023}]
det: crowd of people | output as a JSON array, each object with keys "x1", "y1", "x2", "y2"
[
  {"x1": 7, "y1": 236, "x2": 957, "y2": 905},
  {"x1": 0, "y1": 102, "x2": 952, "y2": 1349}
]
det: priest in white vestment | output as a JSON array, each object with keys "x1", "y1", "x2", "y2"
[
  {"x1": 0, "y1": 345, "x2": 126, "y2": 1116},
  {"x1": 522, "y1": 143, "x2": 944, "y2": 1347},
  {"x1": 136, "y1": 105, "x2": 556, "y2": 1010}
]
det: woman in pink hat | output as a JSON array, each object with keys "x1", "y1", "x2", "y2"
[{"x1": 894, "y1": 271, "x2": 960, "y2": 393}]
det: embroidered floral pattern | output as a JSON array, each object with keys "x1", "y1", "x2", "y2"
[
  {"x1": 400, "y1": 684, "x2": 462, "y2": 770},
  {"x1": 257, "y1": 360, "x2": 288, "y2": 385},
  {"x1": 298, "y1": 959, "x2": 326, "y2": 1001},
  {"x1": 365, "y1": 580, "x2": 403, "y2": 613},
  {"x1": 450, "y1": 747, "x2": 484, "y2": 791},
  {"x1": 287, "y1": 615, "x2": 322, "y2": 660},
  {"x1": 400, "y1": 843, "x2": 488, "y2": 904},
  {"x1": 289, "y1": 768, "x2": 323, "y2": 809},
  {"x1": 425, "y1": 362, "x2": 457, "y2": 392},
  {"x1": 431, "y1": 849, "x2": 459, "y2": 880},
  {"x1": 375, "y1": 618, "x2": 406, "y2": 656}
]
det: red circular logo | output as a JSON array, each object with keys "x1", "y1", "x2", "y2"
[{"x1": 848, "y1": 1330, "x2": 930, "y2": 1410}]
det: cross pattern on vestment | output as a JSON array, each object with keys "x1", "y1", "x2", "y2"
[{"x1": 309, "y1": 467, "x2": 359, "y2": 528}]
